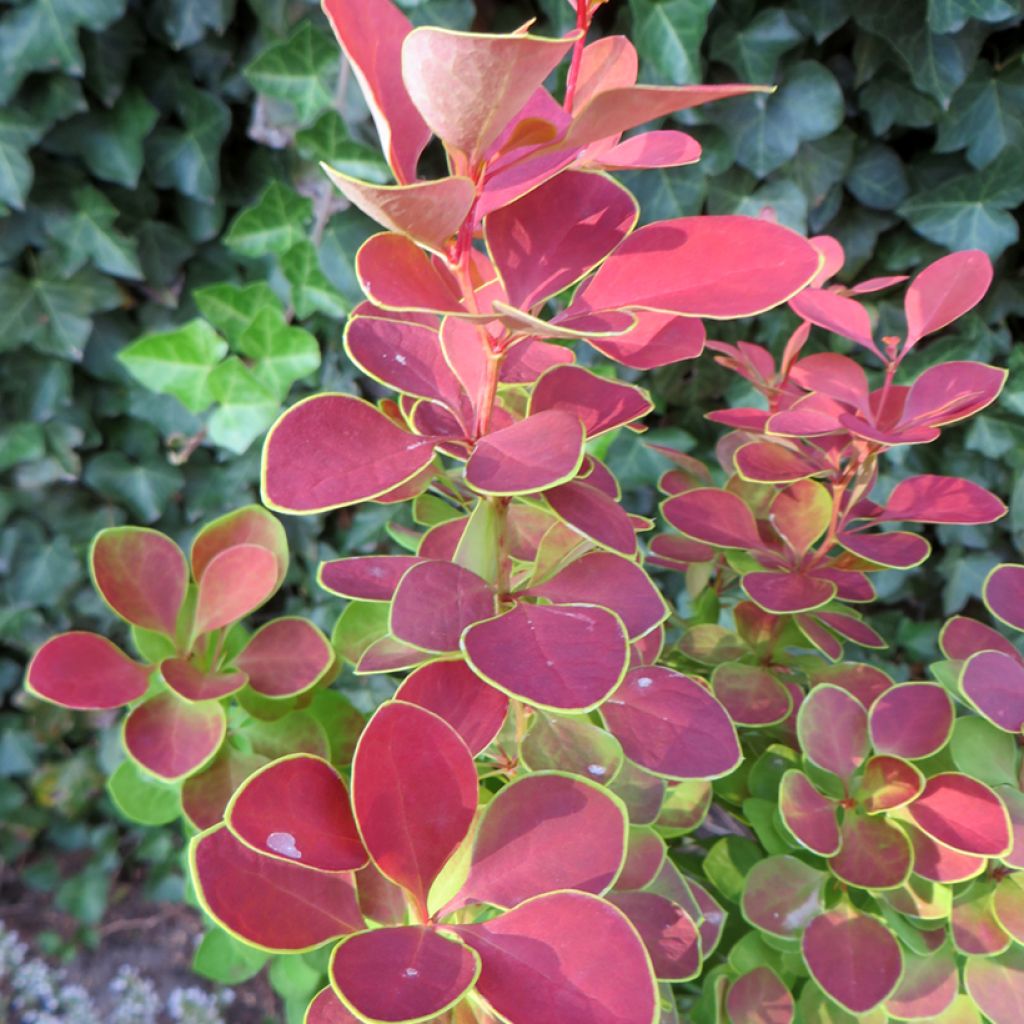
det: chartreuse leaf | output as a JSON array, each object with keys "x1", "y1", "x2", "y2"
[
  {"x1": 224, "y1": 181, "x2": 313, "y2": 259},
  {"x1": 194, "y1": 282, "x2": 282, "y2": 343},
  {"x1": 236, "y1": 309, "x2": 320, "y2": 400},
  {"x1": 244, "y1": 20, "x2": 338, "y2": 126},
  {"x1": 629, "y1": 0, "x2": 716, "y2": 85},
  {"x1": 207, "y1": 357, "x2": 280, "y2": 455},
  {"x1": 118, "y1": 319, "x2": 228, "y2": 413},
  {"x1": 107, "y1": 759, "x2": 179, "y2": 826},
  {"x1": 192, "y1": 928, "x2": 269, "y2": 986}
]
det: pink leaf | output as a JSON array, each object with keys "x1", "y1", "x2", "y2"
[
  {"x1": 796, "y1": 684, "x2": 868, "y2": 779},
  {"x1": 880, "y1": 474, "x2": 1006, "y2": 525},
  {"x1": 907, "y1": 773, "x2": 1011, "y2": 857},
  {"x1": 855, "y1": 755, "x2": 925, "y2": 812},
  {"x1": 902, "y1": 361, "x2": 1006, "y2": 428},
  {"x1": 904, "y1": 249, "x2": 993, "y2": 348},
  {"x1": 838, "y1": 529, "x2": 930, "y2": 569},
  {"x1": 741, "y1": 855, "x2": 826, "y2": 938},
  {"x1": 191, "y1": 825, "x2": 363, "y2": 952},
  {"x1": 545, "y1": 479, "x2": 637, "y2": 555},
  {"x1": 941, "y1": 615, "x2": 1020, "y2": 661},
  {"x1": 586, "y1": 309, "x2": 705, "y2": 369},
  {"x1": 190, "y1": 505, "x2": 288, "y2": 589},
  {"x1": 124, "y1": 692, "x2": 226, "y2": 781},
  {"x1": 986, "y1": 563, "x2": 1024, "y2": 632},
  {"x1": 726, "y1": 967, "x2": 795, "y2": 1024},
  {"x1": 161, "y1": 658, "x2": 246, "y2": 702},
  {"x1": 789, "y1": 288, "x2": 879, "y2": 356},
  {"x1": 352, "y1": 702, "x2": 477, "y2": 915},
  {"x1": 588, "y1": 130, "x2": 701, "y2": 171},
  {"x1": 885, "y1": 946, "x2": 958, "y2": 1020},
  {"x1": 606, "y1": 891, "x2": 701, "y2": 981},
  {"x1": 828, "y1": 811, "x2": 912, "y2": 889},
  {"x1": 390, "y1": 561, "x2": 495, "y2": 653},
  {"x1": 710, "y1": 663, "x2": 791, "y2": 727},
  {"x1": 868, "y1": 683, "x2": 953, "y2": 759},
  {"x1": 906, "y1": 823, "x2": 987, "y2": 884},
  {"x1": 961, "y1": 651, "x2": 1024, "y2": 732},
  {"x1": 182, "y1": 747, "x2": 267, "y2": 831},
  {"x1": 235, "y1": 618, "x2": 334, "y2": 698},
  {"x1": 778, "y1": 771, "x2": 840, "y2": 855},
  {"x1": 356, "y1": 233, "x2": 463, "y2": 313},
  {"x1": 306, "y1": 988, "x2": 360, "y2": 1024},
  {"x1": 602, "y1": 666, "x2": 740, "y2": 780},
  {"x1": 452, "y1": 891, "x2": 657, "y2": 1024},
  {"x1": 26, "y1": 633, "x2": 149, "y2": 710},
  {"x1": 965, "y1": 946, "x2": 1024, "y2": 1024},
  {"x1": 318, "y1": 555, "x2": 425, "y2": 602},
  {"x1": 192, "y1": 544, "x2": 279, "y2": 637},
  {"x1": 462, "y1": 602, "x2": 629, "y2": 711},
  {"x1": 734, "y1": 442, "x2": 821, "y2": 484},
  {"x1": 742, "y1": 571, "x2": 837, "y2": 614},
  {"x1": 530, "y1": 365, "x2": 652, "y2": 438},
  {"x1": 662, "y1": 487, "x2": 762, "y2": 549},
  {"x1": 263, "y1": 394, "x2": 438, "y2": 513}
]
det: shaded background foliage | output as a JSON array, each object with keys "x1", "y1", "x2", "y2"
[{"x1": 0, "y1": 0, "x2": 1021, "y2": 999}]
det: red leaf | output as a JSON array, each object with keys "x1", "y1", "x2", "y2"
[
  {"x1": 828, "y1": 812, "x2": 912, "y2": 889},
  {"x1": 323, "y1": 169, "x2": 474, "y2": 251},
  {"x1": 235, "y1": 618, "x2": 334, "y2": 699},
  {"x1": 961, "y1": 651, "x2": 1024, "y2": 732},
  {"x1": 390, "y1": 561, "x2": 495, "y2": 653},
  {"x1": 26, "y1": 633, "x2": 149, "y2": 710},
  {"x1": 191, "y1": 825, "x2": 363, "y2": 952},
  {"x1": 526, "y1": 552, "x2": 668, "y2": 639},
  {"x1": 986, "y1": 563, "x2": 1024, "y2": 632},
  {"x1": 190, "y1": 505, "x2": 288, "y2": 589},
  {"x1": 500, "y1": 337, "x2": 575, "y2": 383},
  {"x1": 395, "y1": 659, "x2": 508, "y2": 755},
  {"x1": 710, "y1": 664, "x2": 791, "y2": 727},
  {"x1": 182, "y1": 747, "x2": 267, "y2": 831},
  {"x1": 796, "y1": 685, "x2": 868, "y2": 779},
  {"x1": 306, "y1": 987, "x2": 360, "y2": 1024},
  {"x1": 452, "y1": 891, "x2": 657, "y2": 1024},
  {"x1": 616, "y1": 827, "x2": 666, "y2": 891},
  {"x1": 319, "y1": 556, "x2": 425, "y2": 602},
  {"x1": 726, "y1": 967, "x2": 795, "y2": 1024},
  {"x1": 789, "y1": 288, "x2": 878, "y2": 356},
  {"x1": 192, "y1": 544, "x2": 279, "y2": 637},
  {"x1": 161, "y1": 658, "x2": 246, "y2": 702},
  {"x1": 661, "y1": 488, "x2": 762, "y2": 549},
  {"x1": 352, "y1": 702, "x2": 477, "y2": 915},
  {"x1": 965, "y1": 946, "x2": 1024, "y2": 1024},
  {"x1": 812, "y1": 663, "x2": 893, "y2": 707},
  {"x1": 124, "y1": 692, "x2": 225, "y2": 781},
  {"x1": 606, "y1": 891, "x2": 701, "y2": 981},
  {"x1": 90, "y1": 527, "x2": 186, "y2": 636},
  {"x1": 908, "y1": 773, "x2": 1011, "y2": 857},
  {"x1": 906, "y1": 823, "x2": 987, "y2": 884},
  {"x1": 602, "y1": 666, "x2": 740, "y2": 780},
  {"x1": 609, "y1": 760, "x2": 666, "y2": 826},
  {"x1": 778, "y1": 771, "x2": 839, "y2": 856},
  {"x1": 941, "y1": 615, "x2": 1020, "y2": 660},
  {"x1": 742, "y1": 571, "x2": 836, "y2": 614},
  {"x1": 801, "y1": 905, "x2": 901, "y2": 1013},
  {"x1": 868, "y1": 683, "x2": 953, "y2": 759},
  {"x1": 589, "y1": 130, "x2": 701, "y2": 171},
  {"x1": 573, "y1": 216, "x2": 821, "y2": 319},
  {"x1": 855, "y1": 755, "x2": 924, "y2": 812},
  {"x1": 356, "y1": 233, "x2": 463, "y2": 313},
  {"x1": 486, "y1": 170, "x2": 637, "y2": 309},
  {"x1": 904, "y1": 249, "x2": 993, "y2": 348},
  {"x1": 586, "y1": 308, "x2": 705, "y2": 369},
  {"x1": 741, "y1": 856, "x2": 826, "y2": 938},
  {"x1": 789, "y1": 352, "x2": 869, "y2": 410},
  {"x1": 902, "y1": 361, "x2": 1006, "y2": 428},
  {"x1": 462, "y1": 602, "x2": 628, "y2": 711},
  {"x1": 465, "y1": 410, "x2": 584, "y2": 495},
  {"x1": 263, "y1": 394, "x2": 438, "y2": 513},
  {"x1": 838, "y1": 529, "x2": 930, "y2": 569},
  {"x1": 545, "y1": 480, "x2": 637, "y2": 555},
  {"x1": 734, "y1": 442, "x2": 820, "y2": 484},
  {"x1": 322, "y1": 0, "x2": 430, "y2": 184},
  {"x1": 454, "y1": 773, "x2": 627, "y2": 911},
  {"x1": 227, "y1": 755, "x2": 365, "y2": 872},
  {"x1": 330, "y1": 926, "x2": 479, "y2": 1022},
  {"x1": 885, "y1": 946, "x2": 957, "y2": 1020},
  {"x1": 530, "y1": 365, "x2": 652, "y2": 438},
  {"x1": 402, "y1": 28, "x2": 573, "y2": 160}
]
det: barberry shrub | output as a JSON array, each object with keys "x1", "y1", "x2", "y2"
[{"x1": 23, "y1": 0, "x2": 1024, "y2": 1022}]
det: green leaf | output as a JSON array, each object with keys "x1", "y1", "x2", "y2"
[
  {"x1": 280, "y1": 240, "x2": 348, "y2": 319},
  {"x1": 899, "y1": 146, "x2": 1024, "y2": 258},
  {"x1": 236, "y1": 308, "x2": 321, "y2": 400},
  {"x1": 244, "y1": 20, "x2": 339, "y2": 126},
  {"x1": 0, "y1": 423, "x2": 46, "y2": 473},
  {"x1": 0, "y1": 0, "x2": 127, "y2": 104},
  {"x1": 710, "y1": 61, "x2": 844, "y2": 177},
  {"x1": 193, "y1": 928, "x2": 269, "y2": 985},
  {"x1": 846, "y1": 144, "x2": 910, "y2": 211},
  {"x1": 859, "y1": 72, "x2": 942, "y2": 134},
  {"x1": 146, "y1": 86, "x2": 230, "y2": 201},
  {"x1": 949, "y1": 717, "x2": 1018, "y2": 786},
  {"x1": 224, "y1": 181, "x2": 313, "y2": 259},
  {"x1": 629, "y1": 0, "x2": 716, "y2": 85},
  {"x1": 793, "y1": 0, "x2": 853, "y2": 42},
  {"x1": 710, "y1": 8, "x2": 805, "y2": 82},
  {"x1": 83, "y1": 452, "x2": 184, "y2": 523},
  {"x1": 154, "y1": 0, "x2": 235, "y2": 49},
  {"x1": 936, "y1": 60, "x2": 1024, "y2": 169},
  {"x1": 43, "y1": 186, "x2": 142, "y2": 280},
  {"x1": 107, "y1": 760, "x2": 180, "y2": 826},
  {"x1": 206, "y1": 357, "x2": 280, "y2": 454},
  {"x1": 0, "y1": 109, "x2": 45, "y2": 211},
  {"x1": 118, "y1": 319, "x2": 228, "y2": 413},
  {"x1": 194, "y1": 281, "x2": 284, "y2": 343},
  {"x1": 618, "y1": 165, "x2": 707, "y2": 224},
  {"x1": 928, "y1": 0, "x2": 1019, "y2": 33},
  {"x1": 294, "y1": 112, "x2": 390, "y2": 182}
]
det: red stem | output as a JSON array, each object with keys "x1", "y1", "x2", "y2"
[{"x1": 562, "y1": 2, "x2": 592, "y2": 113}]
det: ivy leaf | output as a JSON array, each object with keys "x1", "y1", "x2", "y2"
[
  {"x1": 899, "y1": 146, "x2": 1024, "y2": 258},
  {"x1": 294, "y1": 112, "x2": 390, "y2": 182},
  {"x1": 793, "y1": 0, "x2": 853, "y2": 42},
  {"x1": 618, "y1": 166, "x2": 707, "y2": 224},
  {"x1": 859, "y1": 73, "x2": 942, "y2": 134},
  {"x1": 936, "y1": 60, "x2": 1024, "y2": 169},
  {"x1": 153, "y1": 0, "x2": 235, "y2": 50},
  {"x1": 224, "y1": 181, "x2": 313, "y2": 259},
  {"x1": 0, "y1": 109, "x2": 45, "y2": 211},
  {"x1": 244, "y1": 21, "x2": 339, "y2": 126},
  {"x1": 0, "y1": 0, "x2": 127, "y2": 104},
  {"x1": 710, "y1": 61, "x2": 844, "y2": 177},
  {"x1": 629, "y1": 0, "x2": 716, "y2": 85},
  {"x1": 43, "y1": 187, "x2": 142, "y2": 280},
  {"x1": 207, "y1": 357, "x2": 280, "y2": 455},
  {"x1": 0, "y1": 423, "x2": 47, "y2": 473},
  {"x1": 927, "y1": 0, "x2": 1019, "y2": 33},
  {"x1": 118, "y1": 320, "x2": 228, "y2": 413},
  {"x1": 83, "y1": 452, "x2": 184, "y2": 523},
  {"x1": 236, "y1": 308, "x2": 321, "y2": 400},
  {"x1": 194, "y1": 282, "x2": 283, "y2": 344},
  {"x1": 280, "y1": 240, "x2": 348, "y2": 319},
  {"x1": 146, "y1": 87, "x2": 230, "y2": 201},
  {"x1": 710, "y1": 9, "x2": 805, "y2": 82},
  {"x1": 846, "y1": 145, "x2": 909, "y2": 211}
]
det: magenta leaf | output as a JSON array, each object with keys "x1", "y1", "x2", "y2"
[
  {"x1": 885, "y1": 945, "x2": 958, "y2": 1020},
  {"x1": 192, "y1": 544, "x2": 279, "y2": 638},
  {"x1": 124, "y1": 691, "x2": 225, "y2": 781},
  {"x1": 961, "y1": 650, "x2": 1024, "y2": 732},
  {"x1": 965, "y1": 946, "x2": 1024, "y2": 1024},
  {"x1": 226, "y1": 755, "x2": 366, "y2": 872},
  {"x1": 710, "y1": 664, "x2": 791, "y2": 727},
  {"x1": 161, "y1": 658, "x2": 246, "y2": 702},
  {"x1": 601, "y1": 666, "x2": 740, "y2": 780},
  {"x1": 390, "y1": 561, "x2": 495, "y2": 653},
  {"x1": 789, "y1": 287, "x2": 878, "y2": 356},
  {"x1": 741, "y1": 856, "x2": 826, "y2": 938},
  {"x1": 796, "y1": 684, "x2": 869, "y2": 779},
  {"x1": 306, "y1": 987, "x2": 360, "y2": 1024},
  {"x1": 395, "y1": 660, "x2": 508, "y2": 755},
  {"x1": 902, "y1": 361, "x2": 1007, "y2": 427},
  {"x1": 838, "y1": 529, "x2": 931, "y2": 569},
  {"x1": 941, "y1": 615, "x2": 1020, "y2": 660},
  {"x1": 868, "y1": 683, "x2": 954, "y2": 759},
  {"x1": 235, "y1": 618, "x2": 334, "y2": 699},
  {"x1": 985, "y1": 563, "x2": 1024, "y2": 632},
  {"x1": 26, "y1": 633, "x2": 149, "y2": 710},
  {"x1": 907, "y1": 773, "x2": 1011, "y2": 857},
  {"x1": 828, "y1": 811, "x2": 912, "y2": 890},
  {"x1": 742, "y1": 571, "x2": 837, "y2": 615},
  {"x1": 881, "y1": 474, "x2": 1006, "y2": 525},
  {"x1": 263, "y1": 394, "x2": 438, "y2": 513},
  {"x1": 452, "y1": 891, "x2": 657, "y2": 1024},
  {"x1": 662, "y1": 487, "x2": 762, "y2": 549},
  {"x1": 191, "y1": 825, "x2": 363, "y2": 952},
  {"x1": 855, "y1": 755, "x2": 924, "y2": 812},
  {"x1": 319, "y1": 555, "x2": 425, "y2": 602},
  {"x1": 529, "y1": 365, "x2": 652, "y2": 438},
  {"x1": 351, "y1": 702, "x2": 477, "y2": 915},
  {"x1": 726, "y1": 967, "x2": 795, "y2": 1024},
  {"x1": 904, "y1": 249, "x2": 993, "y2": 348},
  {"x1": 462, "y1": 602, "x2": 628, "y2": 711},
  {"x1": 545, "y1": 479, "x2": 637, "y2": 556},
  {"x1": 90, "y1": 527, "x2": 186, "y2": 636},
  {"x1": 330, "y1": 926, "x2": 479, "y2": 1023},
  {"x1": 586, "y1": 309, "x2": 705, "y2": 370},
  {"x1": 801, "y1": 905, "x2": 901, "y2": 1014},
  {"x1": 952, "y1": 884, "x2": 1011, "y2": 956},
  {"x1": 606, "y1": 891, "x2": 701, "y2": 982},
  {"x1": 734, "y1": 442, "x2": 820, "y2": 484},
  {"x1": 778, "y1": 771, "x2": 839, "y2": 856},
  {"x1": 616, "y1": 828, "x2": 666, "y2": 891},
  {"x1": 906, "y1": 823, "x2": 987, "y2": 884}
]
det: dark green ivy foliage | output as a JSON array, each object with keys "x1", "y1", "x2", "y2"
[{"x1": 0, "y1": 0, "x2": 1021, "y2": 1002}]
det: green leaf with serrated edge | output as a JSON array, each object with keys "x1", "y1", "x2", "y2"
[
  {"x1": 244, "y1": 20, "x2": 338, "y2": 125},
  {"x1": 936, "y1": 60, "x2": 1024, "y2": 169},
  {"x1": 236, "y1": 309, "x2": 320, "y2": 401},
  {"x1": 710, "y1": 61, "x2": 844, "y2": 177},
  {"x1": 224, "y1": 181, "x2": 312, "y2": 259},
  {"x1": 43, "y1": 186, "x2": 142, "y2": 280},
  {"x1": 194, "y1": 282, "x2": 283, "y2": 344},
  {"x1": 710, "y1": 8, "x2": 804, "y2": 82},
  {"x1": 280, "y1": 240, "x2": 348, "y2": 318},
  {"x1": 629, "y1": 0, "x2": 715, "y2": 85},
  {"x1": 207, "y1": 361, "x2": 280, "y2": 455},
  {"x1": 107, "y1": 759, "x2": 180, "y2": 826},
  {"x1": 294, "y1": 112, "x2": 390, "y2": 182},
  {"x1": 928, "y1": 0, "x2": 1019, "y2": 33},
  {"x1": 948, "y1": 716, "x2": 1018, "y2": 786},
  {"x1": 118, "y1": 320, "x2": 227, "y2": 413},
  {"x1": 193, "y1": 928, "x2": 269, "y2": 985}
]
